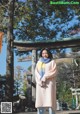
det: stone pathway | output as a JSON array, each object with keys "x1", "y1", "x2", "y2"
[{"x1": 14, "y1": 110, "x2": 80, "y2": 114}]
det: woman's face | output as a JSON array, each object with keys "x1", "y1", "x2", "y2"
[{"x1": 42, "y1": 50, "x2": 49, "y2": 58}]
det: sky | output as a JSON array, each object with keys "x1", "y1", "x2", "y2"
[{"x1": 0, "y1": 42, "x2": 7, "y2": 75}]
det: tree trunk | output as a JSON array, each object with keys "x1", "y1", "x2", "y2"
[{"x1": 5, "y1": 0, "x2": 15, "y2": 102}]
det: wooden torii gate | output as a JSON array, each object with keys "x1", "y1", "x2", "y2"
[
  {"x1": 14, "y1": 38, "x2": 80, "y2": 50},
  {"x1": 14, "y1": 38, "x2": 80, "y2": 101}
]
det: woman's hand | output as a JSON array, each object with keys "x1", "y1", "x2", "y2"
[{"x1": 41, "y1": 81, "x2": 46, "y2": 87}]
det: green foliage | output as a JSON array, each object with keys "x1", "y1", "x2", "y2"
[
  {"x1": 57, "y1": 81, "x2": 72, "y2": 102},
  {"x1": 0, "y1": 0, "x2": 80, "y2": 41},
  {"x1": 14, "y1": 1, "x2": 80, "y2": 41},
  {"x1": 22, "y1": 82, "x2": 27, "y2": 95},
  {"x1": 57, "y1": 57, "x2": 80, "y2": 106},
  {"x1": 21, "y1": 74, "x2": 28, "y2": 95}
]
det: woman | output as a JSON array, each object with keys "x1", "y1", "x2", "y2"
[{"x1": 35, "y1": 48, "x2": 57, "y2": 114}]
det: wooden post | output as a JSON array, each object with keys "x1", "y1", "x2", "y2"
[{"x1": 32, "y1": 49, "x2": 37, "y2": 101}]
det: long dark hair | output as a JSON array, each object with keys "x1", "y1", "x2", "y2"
[{"x1": 39, "y1": 48, "x2": 53, "y2": 59}]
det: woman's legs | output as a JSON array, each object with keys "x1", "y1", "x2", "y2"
[
  {"x1": 49, "y1": 107, "x2": 55, "y2": 114},
  {"x1": 37, "y1": 107, "x2": 55, "y2": 114},
  {"x1": 37, "y1": 107, "x2": 44, "y2": 114}
]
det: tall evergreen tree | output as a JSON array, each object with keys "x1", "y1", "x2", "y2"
[{"x1": 5, "y1": 0, "x2": 15, "y2": 105}]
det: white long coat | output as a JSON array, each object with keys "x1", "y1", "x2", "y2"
[{"x1": 35, "y1": 60, "x2": 57, "y2": 110}]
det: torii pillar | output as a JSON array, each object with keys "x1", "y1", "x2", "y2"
[{"x1": 32, "y1": 49, "x2": 37, "y2": 101}]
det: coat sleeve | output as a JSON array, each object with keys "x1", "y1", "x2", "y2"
[
  {"x1": 35, "y1": 63, "x2": 42, "y2": 86},
  {"x1": 41, "y1": 60, "x2": 57, "y2": 82}
]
